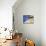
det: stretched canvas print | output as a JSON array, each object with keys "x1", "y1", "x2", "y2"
[{"x1": 23, "y1": 15, "x2": 34, "y2": 24}]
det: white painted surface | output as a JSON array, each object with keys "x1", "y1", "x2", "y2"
[
  {"x1": 0, "y1": 0, "x2": 16, "y2": 29},
  {"x1": 13, "y1": 0, "x2": 41, "y2": 46},
  {"x1": 13, "y1": 0, "x2": 46, "y2": 46},
  {"x1": 41, "y1": 0, "x2": 46, "y2": 46},
  {"x1": 0, "y1": 0, "x2": 16, "y2": 39}
]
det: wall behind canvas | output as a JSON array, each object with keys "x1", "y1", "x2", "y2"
[{"x1": 13, "y1": 0, "x2": 41, "y2": 46}]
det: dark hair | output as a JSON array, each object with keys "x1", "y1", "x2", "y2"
[{"x1": 34, "y1": 43, "x2": 35, "y2": 46}]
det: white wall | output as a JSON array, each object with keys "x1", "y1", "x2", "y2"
[
  {"x1": 0, "y1": 0, "x2": 16, "y2": 29},
  {"x1": 41, "y1": 0, "x2": 46, "y2": 46},
  {"x1": 13, "y1": 0, "x2": 41, "y2": 46}
]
